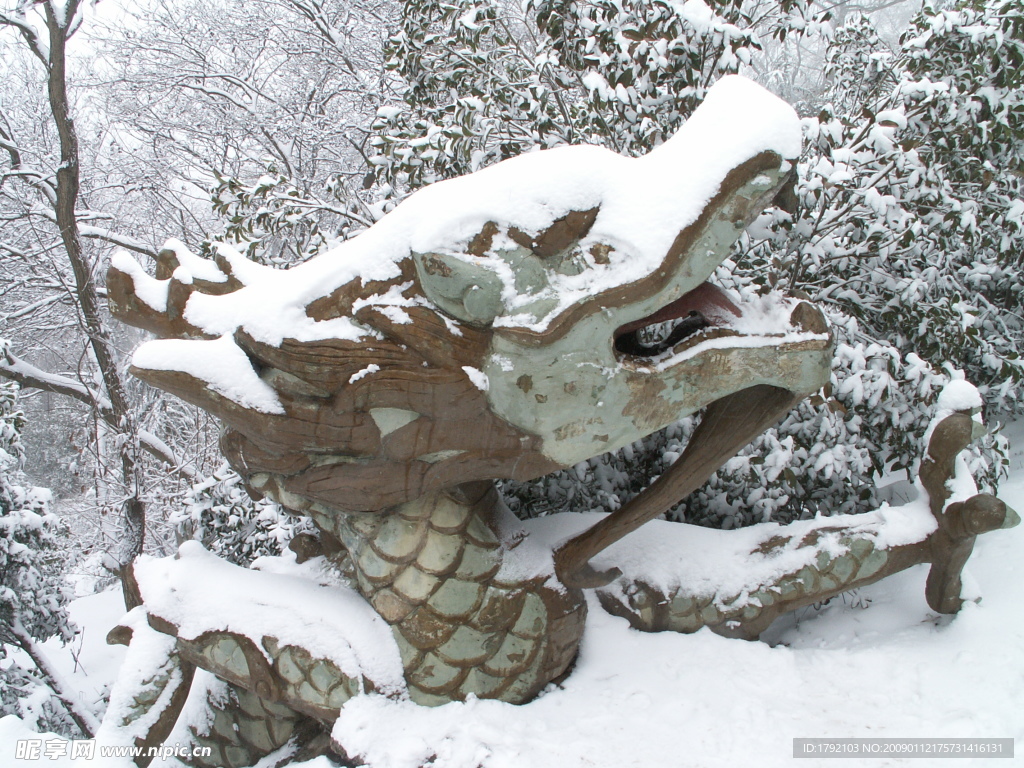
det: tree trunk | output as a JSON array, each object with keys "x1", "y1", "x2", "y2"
[{"x1": 42, "y1": 1, "x2": 146, "y2": 602}]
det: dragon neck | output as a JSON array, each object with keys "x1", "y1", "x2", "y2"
[{"x1": 309, "y1": 482, "x2": 586, "y2": 706}]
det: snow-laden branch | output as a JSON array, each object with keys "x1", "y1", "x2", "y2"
[
  {"x1": 0, "y1": 116, "x2": 59, "y2": 205},
  {"x1": 0, "y1": 350, "x2": 196, "y2": 479},
  {"x1": 0, "y1": 3, "x2": 50, "y2": 65},
  {"x1": 0, "y1": 239, "x2": 63, "y2": 265},
  {"x1": 1, "y1": 292, "x2": 68, "y2": 322},
  {"x1": 174, "y1": 80, "x2": 258, "y2": 115},
  {"x1": 283, "y1": 0, "x2": 362, "y2": 79},
  {"x1": 77, "y1": 225, "x2": 158, "y2": 259},
  {"x1": 10, "y1": 622, "x2": 99, "y2": 738},
  {"x1": 0, "y1": 163, "x2": 59, "y2": 205},
  {"x1": 0, "y1": 349, "x2": 111, "y2": 410},
  {"x1": 22, "y1": 204, "x2": 159, "y2": 258},
  {"x1": 1, "y1": 165, "x2": 57, "y2": 189}
]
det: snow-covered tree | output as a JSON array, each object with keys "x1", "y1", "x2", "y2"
[
  {"x1": 0, "y1": 1, "x2": 165, "y2": 585},
  {"x1": 746, "y1": 1, "x2": 1024, "y2": 412},
  {"x1": 372, "y1": 0, "x2": 825, "y2": 191},
  {"x1": 0, "y1": 0, "x2": 242, "y2": 589},
  {"x1": 704, "y1": 0, "x2": 1018, "y2": 521},
  {"x1": 100, "y1": 0, "x2": 398, "y2": 267},
  {"x1": 0, "y1": 363, "x2": 95, "y2": 737}
]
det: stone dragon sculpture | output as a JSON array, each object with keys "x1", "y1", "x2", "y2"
[{"x1": 97, "y1": 77, "x2": 1017, "y2": 767}]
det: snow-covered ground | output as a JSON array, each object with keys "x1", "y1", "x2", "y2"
[
  {"x1": 4, "y1": 423, "x2": 1022, "y2": 768},
  {"x1": 329, "y1": 428, "x2": 1024, "y2": 768}
]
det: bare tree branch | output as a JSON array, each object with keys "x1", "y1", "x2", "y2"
[{"x1": 0, "y1": 348, "x2": 196, "y2": 479}]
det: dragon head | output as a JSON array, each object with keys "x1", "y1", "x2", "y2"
[{"x1": 108, "y1": 76, "x2": 832, "y2": 521}]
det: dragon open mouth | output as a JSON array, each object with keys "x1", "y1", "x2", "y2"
[{"x1": 613, "y1": 282, "x2": 743, "y2": 358}]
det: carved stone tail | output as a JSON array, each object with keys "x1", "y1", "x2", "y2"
[
  {"x1": 919, "y1": 411, "x2": 1018, "y2": 613},
  {"x1": 595, "y1": 407, "x2": 1018, "y2": 639}
]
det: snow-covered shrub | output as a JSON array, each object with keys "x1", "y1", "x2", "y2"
[
  {"x1": 0, "y1": 662, "x2": 77, "y2": 737},
  {"x1": 207, "y1": 169, "x2": 366, "y2": 267},
  {"x1": 743, "y1": 1, "x2": 1024, "y2": 416},
  {"x1": 373, "y1": 0, "x2": 821, "y2": 188},
  {"x1": 188, "y1": 0, "x2": 1016, "y2": 530},
  {"x1": 0, "y1": 373, "x2": 78, "y2": 734},
  {"x1": 530, "y1": 0, "x2": 758, "y2": 152},
  {"x1": 173, "y1": 463, "x2": 313, "y2": 566},
  {"x1": 665, "y1": 310, "x2": 1008, "y2": 527},
  {"x1": 373, "y1": 0, "x2": 553, "y2": 188}
]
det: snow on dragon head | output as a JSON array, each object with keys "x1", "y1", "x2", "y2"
[{"x1": 108, "y1": 76, "x2": 833, "y2": 517}]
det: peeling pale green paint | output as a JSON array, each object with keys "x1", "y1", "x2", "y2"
[
  {"x1": 417, "y1": 529, "x2": 464, "y2": 574},
  {"x1": 486, "y1": 327, "x2": 832, "y2": 466},
  {"x1": 858, "y1": 549, "x2": 888, "y2": 579},
  {"x1": 369, "y1": 407, "x2": 420, "y2": 437},
  {"x1": 417, "y1": 449, "x2": 466, "y2": 464},
  {"x1": 437, "y1": 625, "x2": 499, "y2": 665},
  {"x1": 326, "y1": 685, "x2": 351, "y2": 709},
  {"x1": 850, "y1": 538, "x2": 874, "y2": 559},
  {"x1": 830, "y1": 553, "x2": 857, "y2": 582},
  {"x1": 373, "y1": 516, "x2": 425, "y2": 561},
  {"x1": 778, "y1": 580, "x2": 800, "y2": 600},
  {"x1": 430, "y1": 497, "x2": 471, "y2": 531},
  {"x1": 427, "y1": 577, "x2": 484, "y2": 619},
  {"x1": 412, "y1": 250, "x2": 507, "y2": 327},
  {"x1": 209, "y1": 638, "x2": 248, "y2": 680},
  {"x1": 670, "y1": 594, "x2": 694, "y2": 614},
  {"x1": 407, "y1": 687, "x2": 451, "y2": 707},
  {"x1": 465, "y1": 514, "x2": 500, "y2": 547},
  {"x1": 297, "y1": 680, "x2": 323, "y2": 708},
  {"x1": 392, "y1": 628, "x2": 424, "y2": 669},
  {"x1": 484, "y1": 632, "x2": 535, "y2": 676},
  {"x1": 393, "y1": 565, "x2": 440, "y2": 603},
  {"x1": 212, "y1": 711, "x2": 238, "y2": 742},
  {"x1": 447, "y1": 166, "x2": 833, "y2": 467},
  {"x1": 796, "y1": 566, "x2": 819, "y2": 593},
  {"x1": 455, "y1": 543, "x2": 499, "y2": 580},
  {"x1": 409, "y1": 652, "x2": 463, "y2": 689},
  {"x1": 461, "y1": 667, "x2": 505, "y2": 698},
  {"x1": 238, "y1": 718, "x2": 276, "y2": 753},
  {"x1": 509, "y1": 593, "x2": 546, "y2": 639},
  {"x1": 700, "y1": 603, "x2": 720, "y2": 624},
  {"x1": 358, "y1": 546, "x2": 400, "y2": 582},
  {"x1": 276, "y1": 649, "x2": 304, "y2": 685},
  {"x1": 308, "y1": 661, "x2": 336, "y2": 694}
]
